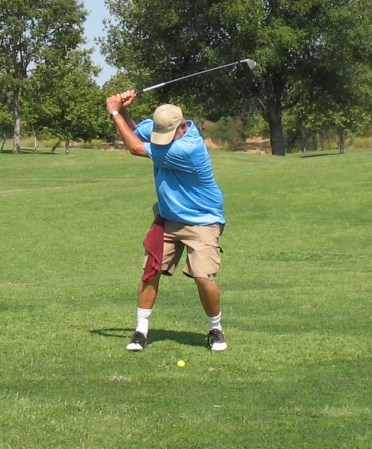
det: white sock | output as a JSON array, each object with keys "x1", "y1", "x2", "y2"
[
  {"x1": 208, "y1": 311, "x2": 222, "y2": 331},
  {"x1": 136, "y1": 307, "x2": 153, "y2": 336}
]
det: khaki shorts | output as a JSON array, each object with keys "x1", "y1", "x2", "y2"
[{"x1": 143, "y1": 221, "x2": 224, "y2": 280}]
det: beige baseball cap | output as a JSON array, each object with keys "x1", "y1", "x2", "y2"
[{"x1": 151, "y1": 104, "x2": 183, "y2": 145}]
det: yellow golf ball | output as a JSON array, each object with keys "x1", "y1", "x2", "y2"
[{"x1": 177, "y1": 360, "x2": 185, "y2": 368}]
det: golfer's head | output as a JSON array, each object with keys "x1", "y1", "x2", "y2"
[{"x1": 151, "y1": 104, "x2": 184, "y2": 145}]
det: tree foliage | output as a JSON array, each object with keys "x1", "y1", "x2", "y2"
[
  {"x1": 23, "y1": 49, "x2": 106, "y2": 153},
  {"x1": 0, "y1": 0, "x2": 87, "y2": 153},
  {"x1": 0, "y1": 75, "x2": 13, "y2": 151},
  {"x1": 102, "y1": 0, "x2": 371, "y2": 155}
]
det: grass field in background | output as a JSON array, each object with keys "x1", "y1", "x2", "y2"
[{"x1": 0, "y1": 148, "x2": 371, "y2": 449}]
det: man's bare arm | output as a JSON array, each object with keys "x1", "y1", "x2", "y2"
[{"x1": 106, "y1": 90, "x2": 148, "y2": 157}]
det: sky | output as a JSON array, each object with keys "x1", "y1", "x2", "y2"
[{"x1": 83, "y1": 0, "x2": 116, "y2": 85}]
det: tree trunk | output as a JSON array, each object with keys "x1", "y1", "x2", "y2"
[
  {"x1": 65, "y1": 138, "x2": 70, "y2": 154},
  {"x1": 262, "y1": 74, "x2": 286, "y2": 156},
  {"x1": 12, "y1": 88, "x2": 21, "y2": 154},
  {"x1": 269, "y1": 116, "x2": 285, "y2": 156},
  {"x1": 32, "y1": 129, "x2": 38, "y2": 152},
  {"x1": 1, "y1": 133, "x2": 6, "y2": 152},
  {"x1": 319, "y1": 130, "x2": 327, "y2": 151},
  {"x1": 51, "y1": 140, "x2": 61, "y2": 153},
  {"x1": 338, "y1": 129, "x2": 346, "y2": 154}
]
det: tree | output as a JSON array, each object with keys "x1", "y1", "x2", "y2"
[
  {"x1": 287, "y1": 0, "x2": 371, "y2": 153},
  {"x1": 0, "y1": 74, "x2": 13, "y2": 151},
  {"x1": 201, "y1": 0, "x2": 371, "y2": 155},
  {"x1": 286, "y1": 61, "x2": 371, "y2": 153},
  {"x1": 0, "y1": 0, "x2": 86, "y2": 153},
  {"x1": 102, "y1": 0, "x2": 371, "y2": 155},
  {"x1": 24, "y1": 49, "x2": 106, "y2": 153},
  {"x1": 101, "y1": 0, "x2": 247, "y2": 119}
]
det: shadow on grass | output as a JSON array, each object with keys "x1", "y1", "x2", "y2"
[
  {"x1": 301, "y1": 152, "x2": 342, "y2": 158},
  {"x1": 90, "y1": 327, "x2": 206, "y2": 348},
  {"x1": 1, "y1": 148, "x2": 61, "y2": 155}
]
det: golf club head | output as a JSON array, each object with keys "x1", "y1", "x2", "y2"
[{"x1": 241, "y1": 58, "x2": 257, "y2": 71}]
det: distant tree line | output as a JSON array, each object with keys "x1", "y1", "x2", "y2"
[{"x1": 1, "y1": 0, "x2": 371, "y2": 155}]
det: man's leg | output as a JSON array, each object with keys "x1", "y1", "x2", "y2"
[
  {"x1": 126, "y1": 273, "x2": 161, "y2": 351},
  {"x1": 194, "y1": 277, "x2": 227, "y2": 351},
  {"x1": 194, "y1": 277, "x2": 221, "y2": 317},
  {"x1": 137, "y1": 273, "x2": 161, "y2": 309}
]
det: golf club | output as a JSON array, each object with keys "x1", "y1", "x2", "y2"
[{"x1": 137, "y1": 58, "x2": 256, "y2": 94}]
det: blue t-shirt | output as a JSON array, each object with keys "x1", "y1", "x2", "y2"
[{"x1": 134, "y1": 118, "x2": 225, "y2": 225}]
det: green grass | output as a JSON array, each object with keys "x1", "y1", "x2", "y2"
[{"x1": 0, "y1": 148, "x2": 371, "y2": 449}]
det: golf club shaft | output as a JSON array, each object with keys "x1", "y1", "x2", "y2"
[{"x1": 138, "y1": 58, "x2": 256, "y2": 94}]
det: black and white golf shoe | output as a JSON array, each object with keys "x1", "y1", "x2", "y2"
[
  {"x1": 126, "y1": 331, "x2": 147, "y2": 351},
  {"x1": 207, "y1": 329, "x2": 227, "y2": 352}
]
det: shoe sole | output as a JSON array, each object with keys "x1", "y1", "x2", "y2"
[
  {"x1": 210, "y1": 342, "x2": 228, "y2": 352},
  {"x1": 126, "y1": 343, "x2": 145, "y2": 351}
]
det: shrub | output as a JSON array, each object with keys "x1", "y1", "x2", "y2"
[{"x1": 207, "y1": 116, "x2": 246, "y2": 151}]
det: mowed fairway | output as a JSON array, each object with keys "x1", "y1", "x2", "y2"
[{"x1": 0, "y1": 148, "x2": 371, "y2": 449}]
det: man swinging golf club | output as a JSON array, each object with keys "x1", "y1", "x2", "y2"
[{"x1": 106, "y1": 89, "x2": 227, "y2": 352}]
